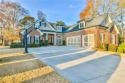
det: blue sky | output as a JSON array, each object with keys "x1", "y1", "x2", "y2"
[{"x1": 10, "y1": 0, "x2": 86, "y2": 25}]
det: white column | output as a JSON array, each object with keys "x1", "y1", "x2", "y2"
[
  {"x1": 66, "y1": 38, "x2": 68, "y2": 46},
  {"x1": 82, "y1": 35, "x2": 84, "y2": 47},
  {"x1": 54, "y1": 34, "x2": 56, "y2": 45},
  {"x1": 46, "y1": 33, "x2": 48, "y2": 40}
]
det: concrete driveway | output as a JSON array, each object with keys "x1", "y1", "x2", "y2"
[{"x1": 29, "y1": 46, "x2": 125, "y2": 83}]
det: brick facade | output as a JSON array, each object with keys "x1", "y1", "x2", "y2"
[{"x1": 63, "y1": 26, "x2": 118, "y2": 48}]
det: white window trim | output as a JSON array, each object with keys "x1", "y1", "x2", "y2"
[
  {"x1": 100, "y1": 33, "x2": 104, "y2": 43},
  {"x1": 35, "y1": 36, "x2": 39, "y2": 44},
  {"x1": 82, "y1": 34, "x2": 94, "y2": 47},
  {"x1": 57, "y1": 36, "x2": 62, "y2": 45},
  {"x1": 57, "y1": 26, "x2": 62, "y2": 32},
  {"x1": 79, "y1": 21, "x2": 85, "y2": 29},
  {"x1": 41, "y1": 22, "x2": 46, "y2": 27},
  {"x1": 111, "y1": 34, "x2": 115, "y2": 44}
]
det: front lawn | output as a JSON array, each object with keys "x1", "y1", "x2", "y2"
[{"x1": 0, "y1": 53, "x2": 70, "y2": 83}]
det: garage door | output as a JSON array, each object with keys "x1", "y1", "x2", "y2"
[
  {"x1": 83, "y1": 34, "x2": 94, "y2": 47},
  {"x1": 67, "y1": 36, "x2": 81, "y2": 46}
]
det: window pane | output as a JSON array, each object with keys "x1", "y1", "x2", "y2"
[
  {"x1": 35, "y1": 37, "x2": 39, "y2": 44},
  {"x1": 111, "y1": 34, "x2": 115, "y2": 44},
  {"x1": 84, "y1": 36, "x2": 88, "y2": 42},
  {"x1": 89, "y1": 35, "x2": 94, "y2": 42}
]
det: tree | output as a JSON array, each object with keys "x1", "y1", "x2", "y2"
[
  {"x1": 37, "y1": 10, "x2": 46, "y2": 20},
  {"x1": 81, "y1": 0, "x2": 125, "y2": 27},
  {"x1": 0, "y1": 0, "x2": 29, "y2": 44},
  {"x1": 19, "y1": 16, "x2": 35, "y2": 28},
  {"x1": 80, "y1": 0, "x2": 94, "y2": 20},
  {"x1": 56, "y1": 21, "x2": 66, "y2": 26}
]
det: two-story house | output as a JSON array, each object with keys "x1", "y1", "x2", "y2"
[
  {"x1": 20, "y1": 18, "x2": 67, "y2": 45},
  {"x1": 20, "y1": 14, "x2": 120, "y2": 48}
]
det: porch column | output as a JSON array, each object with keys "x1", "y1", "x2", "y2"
[
  {"x1": 46, "y1": 33, "x2": 48, "y2": 40},
  {"x1": 54, "y1": 34, "x2": 56, "y2": 45}
]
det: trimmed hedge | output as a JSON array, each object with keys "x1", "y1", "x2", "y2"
[
  {"x1": 10, "y1": 43, "x2": 24, "y2": 48},
  {"x1": 10, "y1": 42, "x2": 42, "y2": 48},
  {"x1": 108, "y1": 44, "x2": 117, "y2": 52},
  {"x1": 100, "y1": 43, "x2": 108, "y2": 51}
]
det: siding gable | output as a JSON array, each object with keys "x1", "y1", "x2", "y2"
[{"x1": 39, "y1": 18, "x2": 56, "y2": 31}]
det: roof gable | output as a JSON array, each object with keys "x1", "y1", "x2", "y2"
[
  {"x1": 66, "y1": 23, "x2": 79, "y2": 32},
  {"x1": 107, "y1": 24, "x2": 120, "y2": 34},
  {"x1": 39, "y1": 18, "x2": 56, "y2": 31},
  {"x1": 86, "y1": 14, "x2": 108, "y2": 28}
]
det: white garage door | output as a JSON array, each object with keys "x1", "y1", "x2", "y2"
[
  {"x1": 83, "y1": 34, "x2": 94, "y2": 47},
  {"x1": 67, "y1": 36, "x2": 81, "y2": 46}
]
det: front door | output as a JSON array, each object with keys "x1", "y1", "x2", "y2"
[
  {"x1": 48, "y1": 36, "x2": 53, "y2": 45},
  {"x1": 83, "y1": 34, "x2": 94, "y2": 47}
]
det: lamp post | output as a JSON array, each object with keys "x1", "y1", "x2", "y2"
[
  {"x1": 24, "y1": 20, "x2": 41, "y2": 53},
  {"x1": 24, "y1": 28, "x2": 28, "y2": 53}
]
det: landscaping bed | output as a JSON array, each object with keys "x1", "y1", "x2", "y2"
[{"x1": 0, "y1": 53, "x2": 70, "y2": 83}]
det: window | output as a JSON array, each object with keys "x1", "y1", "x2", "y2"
[
  {"x1": 57, "y1": 36, "x2": 62, "y2": 45},
  {"x1": 111, "y1": 34, "x2": 115, "y2": 44},
  {"x1": 79, "y1": 21, "x2": 85, "y2": 29},
  {"x1": 35, "y1": 36, "x2": 39, "y2": 44},
  {"x1": 40, "y1": 22, "x2": 46, "y2": 27},
  {"x1": 57, "y1": 26, "x2": 62, "y2": 32},
  {"x1": 100, "y1": 33, "x2": 105, "y2": 43},
  {"x1": 83, "y1": 34, "x2": 94, "y2": 47}
]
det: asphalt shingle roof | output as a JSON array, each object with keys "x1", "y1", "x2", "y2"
[
  {"x1": 86, "y1": 14, "x2": 108, "y2": 28},
  {"x1": 66, "y1": 14, "x2": 115, "y2": 33}
]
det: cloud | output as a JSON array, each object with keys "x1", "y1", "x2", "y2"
[{"x1": 68, "y1": 4, "x2": 77, "y2": 9}]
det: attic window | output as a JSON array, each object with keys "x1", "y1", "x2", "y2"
[
  {"x1": 40, "y1": 22, "x2": 46, "y2": 27},
  {"x1": 79, "y1": 21, "x2": 85, "y2": 29},
  {"x1": 57, "y1": 26, "x2": 62, "y2": 32}
]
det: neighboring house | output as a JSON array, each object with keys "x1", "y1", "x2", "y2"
[
  {"x1": 20, "y1": 18, "x2": 67, "y2": 45},
  {"x1": 20, "y1": 14, "x2": 120, "y2": 48}
]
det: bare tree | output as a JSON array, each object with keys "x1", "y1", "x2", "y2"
[
  {"x1": 37, "y1": 10, "x2": 46, "y2": 20},
  {"x1": 0, "y1": 0, "x2": 29, "y2": 44}
]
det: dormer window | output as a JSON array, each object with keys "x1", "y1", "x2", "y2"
[
  {"x1": 40, "y1": 22, "x2": 46, "y2": 27},
  {"x1": 57, "y1": 26, "x2": 62, "y2": 32},
  {"x1": 79, "y1": 21, "x2": 85, "y2": 29}
]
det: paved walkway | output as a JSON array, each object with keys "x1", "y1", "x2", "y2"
[{"x1": 29, "y1": 46, "x2": 125, "y2": 83}]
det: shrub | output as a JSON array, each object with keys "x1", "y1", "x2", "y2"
[
  {"x1": 100, "y1": 43, "x2": 108, "y2": 51},
  {"x1": 10, "y1": 43, "x2": 24, "y2": 48},
  {"x1": 117, "y1": 43, "x2": 125, "y2": 53},
  {"x1": 63, "y1": 40, "x2": 66, "y2": 45},
  {"x1": 45, "y1": 40, "x2": 48, "y2": 46},
  {"x1": 117, "y1": 47, "x2": 124, "y2": 53},
  {"x1": 119, "y1": 43, "x2": 125, "y2": 50},
  {"x1": 0, "y1": 43, "x2": 2, "y2": 46},
  {"x1": 108, "y1": 44, "x2": 117, "y2": 52},
  {"x1": 39, "y1": 40, "x2": 43, "y2": 46}
]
